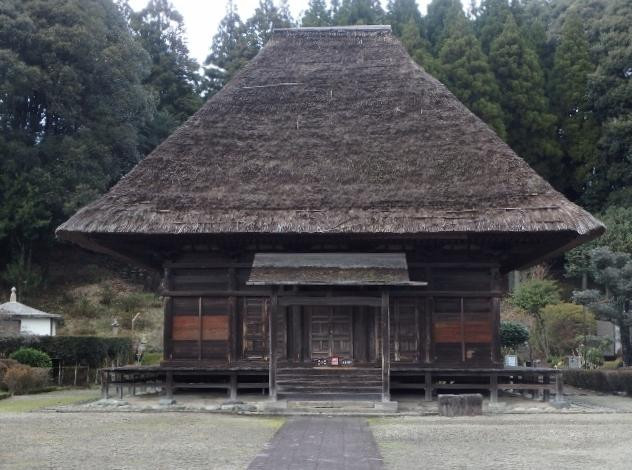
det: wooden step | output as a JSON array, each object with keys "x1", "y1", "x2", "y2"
[{"x1": 276, "y1": 367, "x2": 383, "y2": 400}]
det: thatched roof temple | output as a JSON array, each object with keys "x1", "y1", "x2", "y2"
[
  {"x1": 57, "y1": 25, "x2": 603, "y2": 269},
  {"x1": 70, "y1": 26, "x2": 604, "y2": 401}
]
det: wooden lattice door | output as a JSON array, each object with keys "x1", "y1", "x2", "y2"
[{"x1": 308, "y1": 306, "x2": 353, "y2": 359}]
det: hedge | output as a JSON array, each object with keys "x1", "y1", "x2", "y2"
[
  {"x1": 563, "y1": 369, "x2": 632, "y2": 395},
  {"x1": 0, "y1": 336, "x2": 133, "y2": 368}
]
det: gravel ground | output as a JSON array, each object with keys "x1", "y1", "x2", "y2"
[
  {"x1": 370, "y1": 413, "x2": 632, "y2": 470},
  {"x1": 0, "y1": 412, "x2": 283, "y2": 470}
]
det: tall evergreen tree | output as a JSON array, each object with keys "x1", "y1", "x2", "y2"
[
  {"x1": 333, "y1": 0, "x2": 384, "y2": 26},
  {"x1": 386, "y1": 1, "x2": 436, "y2": 73},
  {"x1": 0, "y1": 0, "x2": 153, "y2": 267},
  {"x1": 437, "y1": 13, "x2": 506, "y2": 138},
  {"x1": 203, "y1": 1, "x2": 252, "y2": 95},
  {"x1": 549, "y1": 12, "x2": 599, "y2": 200},
  {"x1": 489, "y1": 15, "x2": 562, "y2": 185},
  {"x1": 424, "y1": 0, "x2": 463, "y2": 52},
  {"x1": 387, "y1": 0, "x2": 422, "y2": 37},
  {"x1": 245, "y1": 0, "x2": 294, "y2": 50},
  {"x1": 302, "y1": 0, "x2": 333, "y2": 27},
  {"x1": 583, "y1": 0, "x2": 632, "y2": 208},
  {"x1": 474, "y1": 0, "x2": 512, "y2": 53},
  {"x1": 130, "y1": 0, "x2": 203, "y2": 154}
]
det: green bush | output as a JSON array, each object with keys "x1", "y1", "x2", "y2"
[
  {"x1": 2, "y1": 365, "x2": 50, "y2": 395},
  {"x1": 9, "y1": 348, "x2": 52, "y2": 368},
  {"x1": 563, "y1": 369, "x2": 632, "y2": 395}
]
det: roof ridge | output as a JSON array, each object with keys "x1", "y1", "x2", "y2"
[{"x1": 274, "y1": 25, "x2": 391, "y2": 33}]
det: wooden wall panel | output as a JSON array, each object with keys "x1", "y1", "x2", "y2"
[
  {"x1": 172, "y1": 316, "x2": 199, "y2": 341},
  {"x1": 171, "y1": 340, "x2": 198, "y2": 359},
  {"x1": 202, "y1": 315, "x2": 229, "y2": 341}
]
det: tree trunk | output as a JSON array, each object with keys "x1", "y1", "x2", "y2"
[{"x1": 618, "y1": 317, "x2": 632, "y2": 366}]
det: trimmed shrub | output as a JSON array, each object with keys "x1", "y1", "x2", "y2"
[
  {"x1": 2, "y1": 365, "x2": 49, "y2": 395},
  {"x1": 500, "y1": 321, "x2": 529, "y2": 350},
  {"x1": 10, "y1": 348, "x2": 52, "y2": 368},
  {"x1": 564, "y1": 369, "x2": 632, "y2": 395}
]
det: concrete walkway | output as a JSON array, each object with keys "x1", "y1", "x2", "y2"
[{"x1": 248, "y1": 417, "x2": 383, "y2": 470}]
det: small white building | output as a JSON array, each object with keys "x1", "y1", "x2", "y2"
[{"x1": 0, "y1": 287, "x2": 61, "y2": 336}]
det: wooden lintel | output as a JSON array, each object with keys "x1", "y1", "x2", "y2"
[
  {"x1": 161, "y1": 289, "x2": 271, "y2": 297},
  {"x1": 279, "y1": 296, "x2": 382, "y2": 307}
]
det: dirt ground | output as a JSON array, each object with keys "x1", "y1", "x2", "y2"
[
  {"x1": 2, "y1": 386, "x2": 632, "y2": 469},
  {"x1": 0, "y1": 412, "x2": 283, "y2": 470},
  {"x1": 371, "y1": 413, "x2": 632, "y2": 470}
]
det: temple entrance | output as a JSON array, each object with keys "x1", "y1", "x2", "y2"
[{"x1": 307, "y1": 306, "x2": 353, "y2": 360}]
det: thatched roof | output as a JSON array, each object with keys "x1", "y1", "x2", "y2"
[{"x1": 57, "y1": 26, "x2": 602, "y2": 243}]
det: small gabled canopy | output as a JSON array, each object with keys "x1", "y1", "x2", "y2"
[
  {"x1": 0, "y1": 288, "x2": 61, "y2": 320},
  {"x1": 247, "y1": 253, "x2": 427, "y2": 286},
  {"x1": 56, "y1": 25, "x2": 603, "y2": 264}
]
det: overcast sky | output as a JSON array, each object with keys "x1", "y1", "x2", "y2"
[{"x1": 128, "y1": 0, "x2": 434, "y2": 65}]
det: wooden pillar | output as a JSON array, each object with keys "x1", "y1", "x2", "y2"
[
  {"x1": 555, "y1": 371, "x2": 564, "y2": 403},
  {"x1": 424, "y1": 371, "x2": 432, "y2": 401},
  {"x1": 269, "y1": 288, "x2": 278, "y2": 401},
  {"x1": 230, "y1": 372, "x2": 237, "y2": 401},
  {"x1": 165, "y1": 370, "x2": 174, "y2": 401},
  {"x1": 101, "y1": 370, "x2": 109, "y2": 399},
  {"x1": 229, "y1": 268, "x2": 237, "y2": 364},
  {"x1": 118, "y1": 372, "x2": 124, "y2": 400},
  {"x1": 381, "y1": 290, "x2": 391, "y2": 402},
  {"x1": 163, "y1": 267, "x2": 173, "y2": 361},
  {"x1": 490, "y1": 373, "x2": 498, "y2": 404},
  {"x1": 543, "y1": 374, "x2": 550, "y2": 402},
  {"x1": 491, "y1": 267, "x2": 501, "y2": 364}
]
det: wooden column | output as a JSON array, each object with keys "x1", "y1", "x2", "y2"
[
  {"x1": 230, "y1": 372, "x2": 238, "y2": 401},
  {"x1": 269, "y1": 288, "x2": 278, "y2": 401},
  {"x1": 490, "y1": 372, "x2": 498, "y2": 404},
  {"x1": 229, "y1": 268, "x2": 237, "y2": 364},
  {"x1": 555, "y1": 371, "x2": 565, "y2": 403},
  {"x1": 424, "y1": 371, "x2": 432, "y2": 401},
  {"x1": 381, "y1": 290, "x2": 391, "y2": 402},
  {"x1": 165, "y1": 370, "x2": 174, "y2": 401},
  {"x1": 491, "y1": 267, "x2": 502, "y2": 364},
  {"x1": 163, "y1": 267, "x2": 173, "y2": 361},
  {"x1": 101, "y1": 370, "x2": 109, "y2": 399}
]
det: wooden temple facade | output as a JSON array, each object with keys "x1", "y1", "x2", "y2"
[
  {"x1": 160, "y1": 249, "x2": 502, "y2": 400},
  {"x1": 58, "y1": 26, "x2": 603, "y2": 402}
]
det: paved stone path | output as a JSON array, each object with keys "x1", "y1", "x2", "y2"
[{"x1": 248, "y1": 417, "x2": 383, "y2": 470}]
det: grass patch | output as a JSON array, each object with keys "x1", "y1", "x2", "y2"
[{"x1": 0, "y1": 389, "x2": 100, "y2": 412}]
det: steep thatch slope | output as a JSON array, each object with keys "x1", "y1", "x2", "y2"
[{"x1": 57, "y1": 26, "x2": 602, "y2": 239}]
